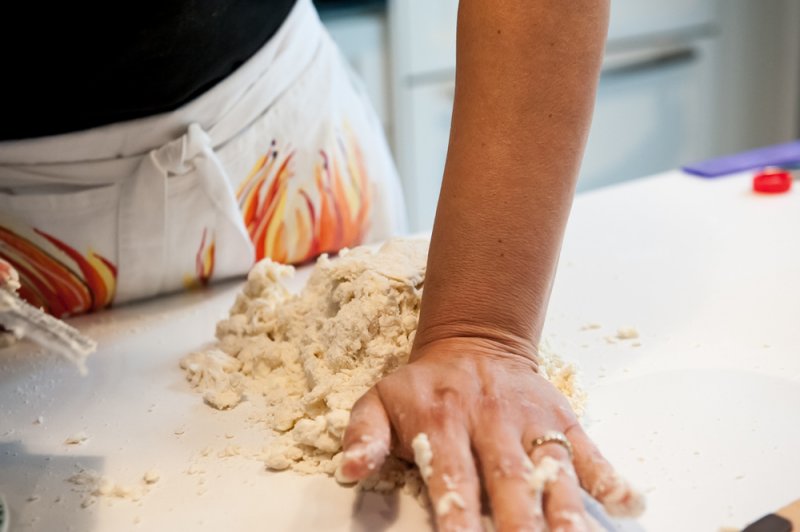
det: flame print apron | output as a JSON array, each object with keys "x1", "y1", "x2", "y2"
[{"x1": 0, "y1": 0, "x2": 407, "y2": 317}]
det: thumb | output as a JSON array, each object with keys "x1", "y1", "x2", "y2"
[{"x1": 337, "y1": 387, "x2": 391, "y2": 483}]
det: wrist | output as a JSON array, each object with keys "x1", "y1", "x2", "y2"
[{"x1": 412, "y1": 320, "x2": 540, "y2": 368}]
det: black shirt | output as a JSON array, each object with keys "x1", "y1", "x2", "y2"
[{"x1": 1, "y1": 0, "x2": 297, "y2": 140}]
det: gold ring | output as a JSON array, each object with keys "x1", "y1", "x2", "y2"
[{"x1": 530, "y1": 431, "x2": 573, "y2": 460}]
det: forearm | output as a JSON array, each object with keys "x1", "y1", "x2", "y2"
[{"x1": 415, "y1": 0, "x2": 609, "y2": 358}]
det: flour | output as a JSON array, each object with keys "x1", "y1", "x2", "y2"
[
  {"x1": 0, "y1": 283, "x2": 96, "y2": 373},
  {"x1": 181, "y1": 239, "x2": 587, "y2": 495},
  {"x1": 538, "y1": 342, "x2": 587, "y2": 417},
  {"x1": 590, "y1": 472, "x2": 646, "y2": 517},
  {"x1": 67, "y1": 467, "x2": 154, "y2": 508},
  {"x1": 435, "y1": 472, "x2": 467, "y2": 517},
  {"x1": 339, "y1": 434, "x2": 389, "y2": 481},
  {"x1": 551, "y1": 511, "x2": 589, "y2": 532},
  {"x1": 64, "y1": 431, "x2": 89, "y2": 445},
  {"x1": 217, "y1": 445, "x2": 243, "y2": 458},
  {"x1": 142, "y1": 470, "x2": 161, "y2": 484},
  {"x1": 435, "y1": 490, "x2": 466, "y2": 517},
  {"x1": 615, "y1": 327, "x2": 639, "y2": 340},
  {"x1": 411, "y1": 433, "x2": 434, "y2": 483},
  {"x1": 525, "y1": 455, "x2": 563, "y2": 491}
]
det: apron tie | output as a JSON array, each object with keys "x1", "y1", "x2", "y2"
[{"x1": 116, "y1": 123, "x2": 254, "y2": 301}]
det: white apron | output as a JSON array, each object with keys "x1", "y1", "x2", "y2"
[{"x1": 0, "y1": 0, "x2": 406, "y2": 317}]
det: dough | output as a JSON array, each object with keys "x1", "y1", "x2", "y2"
[
  {"x1": 525, "y1": 455, "x2": 562, "y2": 491},
  {"x1": 411, "y1": 433, "x2": 434, "y2": 483},
  {"x1": 67, "y1": 467, "x2": 153, "y2": 508},
  {"x1": 64, "y1": 431, "x2": 89, "y2": 445},
  {"x1": 616, "y1": 327, "x2": 639, "y2": 340},
  {"x1": 435, "y1": 491, "x2": 466, "y2": 517},
  {"x1": 142, "y1": 470, "x2": 161, "y2": 484},
  {"x1": 181, "y1": 239, "x2": 586, "y2": 492}
]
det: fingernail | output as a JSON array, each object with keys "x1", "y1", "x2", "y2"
[
  {"x1": 334, "y1": 461, "x2": 359, "y2": 484},
  {"x1": 338, "y1": 441, "x2": 383, "y2": 482},
  {"x1": 597, "y1": 475, "x2": 646, "y2": 517}
]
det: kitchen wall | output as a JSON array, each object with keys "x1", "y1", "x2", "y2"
[{"x1": 320, "y1": 1, "x2": 800, "y2": 231}]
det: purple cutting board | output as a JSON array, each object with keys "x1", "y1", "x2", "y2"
[{"x1": 683, "y1": 140, "x2": 800, "y2": 178}]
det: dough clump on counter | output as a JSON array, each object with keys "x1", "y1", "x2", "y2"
[
  {"x1": 615, "y1": 327, "x2": 639, "y2": 340},
  {"x1": 64, "y1": 431, "x2": 89, "y2": 445},
  {"x1": 181, "y1": 239, "x2": 587, "y2": 492},
  {"x1": 143, "y1": 469, "x2": 161, "y2": 484},
  {"x1": 68, "y1": 467, "x2": 156, "y2": 508}
]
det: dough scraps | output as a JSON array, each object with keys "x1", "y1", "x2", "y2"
[
  {"x1": 67, "y1": 467, "x2": 154, "y2": 508},
  {"x1": 181, "y1": 239, "x2": 587, "y2": 495}
]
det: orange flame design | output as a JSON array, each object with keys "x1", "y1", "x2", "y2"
[
  {"x1": 0, "y1": 225, "x2": 117, "y2": 317},
  {"x1": 183, "y1": 228, "x2": 215, "y2": 289},
  {"x1": 238, "y1": 125, "x2": 371, "y2": 264}
]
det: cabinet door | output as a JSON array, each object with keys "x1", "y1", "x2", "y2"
[
  {"x1": 393, "y1": 0, "x2": 714, "y2": 77},
  {"x1": 578, "y1": 38, "x2": 718, "y2": 191},
  {"x1": 392, "y1": 0, "x2": 459, "y2": 77},
  {"x1": 608, "y1": 0, "x2": 715, "y2": 41},
  {"x1": 323, "y1": 12, "x2": 390, "y2": 128},
  {"x1": 402, "y1": 40, "x2": 721, "y2": 226},
  {"x1": 404, "y1": 80, "x2": 456, "y2": 231}
]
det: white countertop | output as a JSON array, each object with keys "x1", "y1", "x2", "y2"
[{"x1": 1, "y1": 169, "x2": 798, "y2": 531}]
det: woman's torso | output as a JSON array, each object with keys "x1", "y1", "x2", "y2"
[{"x1": 1, "y1": 0, "x2": 296, "y2": 140}]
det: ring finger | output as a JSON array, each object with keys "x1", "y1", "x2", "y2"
[
  {"x1": 474, "y1": 428, "x2": 546, "y2": 532},
  {"x1": 528, "y1": 434, "x2": 590, "y2": 531}
]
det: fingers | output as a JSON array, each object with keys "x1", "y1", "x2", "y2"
[
  {"x1": 411, "y1": 429, "x2": 483, "y2": 532},
  {"x1": 474, "y1": 430, "x2": 546, "y2": 532},
  {"x1": 567, "y1": 424, "x2": 646, "y2": 517},
  {"x1": 528, "y1": 442, "x2": 593, "y2": 532},
  {"x1": 337, "y1": 388, "x2": 391, "y2": 483}
]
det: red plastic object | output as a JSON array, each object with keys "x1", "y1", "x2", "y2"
[{"x1": 753, "y1": 168, "x2": 792, "y2": 194}]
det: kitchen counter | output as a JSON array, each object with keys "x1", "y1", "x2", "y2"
[{"x1": 1, "y1": 169, "x2": 798, "y2": 531}]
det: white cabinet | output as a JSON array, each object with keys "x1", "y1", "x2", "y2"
[
  {"x1": 345, "y1": 0, "x2": 800, "y2": 231},
  {"x1": 393, "y1": 0, "x2": 458, "y2": 78},
  {"x1": 388, "y1": 0, "x2": 726, "y2": 231},
  {"x1": 322, "y1": 8, "x2": 391, "y2": 130},
  {"x1": 579, "y1": 38, "x2": 719, "y2": 190},
  {"x1": 388, "y1": 0, "x2": 458, "y2": 231},
  {"x1": 608, "y1": 0, "x2": 714, "y2": 41},
  {"x1": 406, "y1": 80, "x2": 455, "y2": 229}
]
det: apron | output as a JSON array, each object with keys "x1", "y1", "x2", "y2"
[{"x1": 0, "y1": 0, "x2": 407, "y2": 318}]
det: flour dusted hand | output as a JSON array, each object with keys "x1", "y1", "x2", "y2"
[{"x1": 340, "y1": 338, "x2": 645, "y2": 531}]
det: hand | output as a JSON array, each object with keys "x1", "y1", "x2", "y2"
[{"x1": 339, "y1": 337, "x2": 644, "y2": 531}]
